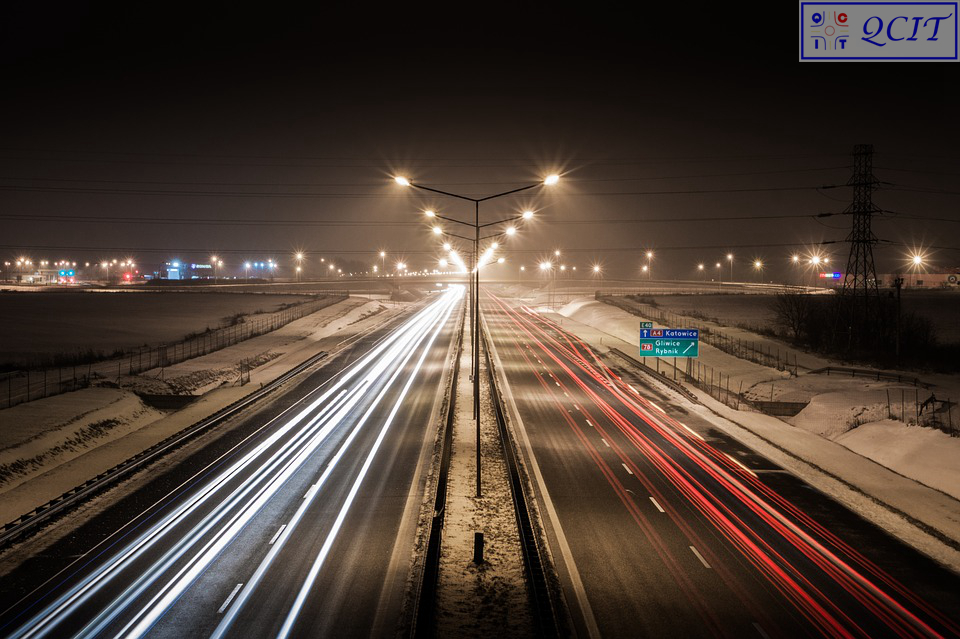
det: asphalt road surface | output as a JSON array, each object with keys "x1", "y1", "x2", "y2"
[
  {"x1": 484, "y1": 292, "x2": 960, "y2": 639},
  {"x1": 0, "y1": 286, "x2": 462, "y2": 639}
]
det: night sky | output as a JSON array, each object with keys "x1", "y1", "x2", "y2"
[{"x1": 2, "y1": 2, "x2": 958, "y2": 280}]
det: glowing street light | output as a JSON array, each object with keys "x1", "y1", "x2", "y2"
[
  {"x1": 432, "y1": 226, "x2": 443, "y2": 235},
  {"x1": 395, "y1": 171, "x2": 559, "y2": 498},
  {"x1": 522, "y1": 210, "x2": 534, "y2": 220},
  {"x1": 505, "y1": 226, "x2": 516, "y2": 236}
]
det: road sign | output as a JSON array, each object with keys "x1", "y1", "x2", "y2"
[
  {"x1": 640, "y1": 329, "x2": 699, "y2": 339},
  {"x1": 639, "y1": 338, "x2": 699, "y2": 357},
  {"x1": 640, "y1": 321, "x2": 653, "y2": 329}
]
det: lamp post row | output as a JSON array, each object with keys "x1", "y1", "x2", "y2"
[{"x1": 394, "y1": 174, "x2": 558, "y2": 497}]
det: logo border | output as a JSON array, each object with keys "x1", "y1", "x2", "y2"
[{"x1": 800, "y1": 2, "x2": 959, "y2": 60}]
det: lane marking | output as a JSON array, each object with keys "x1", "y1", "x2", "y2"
[
  {"x1": 621, "y1": 463, "x2": 634, "y2": 476},
  {"x1": 679, "y1": 422, "x2": 705, "y2": 441},
  {"x1": 649, "y1": 497, "x2": 665, "y2": 513},
  {"x1": 648, "y1": 401, "x2": 664, "y2": 413},
  {"x1": 555, "y1": 382, "x2": 560, "y2": 387},
  {"x1": 218, "y1": 584, "x2": 244, "y2": 614},
  {"x1": 563, "y1": 392, "x2": 569, "y2": 397},
  {"x1": 600, "y1": 438, "x2": 610, "y2": 448},
  {"x1": 573, "y1": 404, "x2": 581, "y2": 411},
  {"x1": 725, "y1": 453, "x2": 758, "y2": 478},
  {"x1": 585, "y1": 420, "x2": 593, "y2": 427},
  {"x1": 269, "y1": 525, "x2": 287, "y2": 545},
  {"x1": 753, "y1": 622, "x2": 771, "y2": 639},
  {"x1": 689, "y1": 546, "x2": 711, "y2": 569}
]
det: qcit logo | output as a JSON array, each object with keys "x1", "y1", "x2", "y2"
[{"x1": 809, "y1": 10, "x2": 850, "y2": 50}]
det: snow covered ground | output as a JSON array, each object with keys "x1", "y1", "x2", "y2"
[
  {"x1": 525, "y1": 293, "x2": 960, "y2": 570},
  {"x1": 0, "y1": 291, "x2": 315, "y2": 364},
  {"x1": 0, "y1": 297, "x2": 409, "y2": 524}
]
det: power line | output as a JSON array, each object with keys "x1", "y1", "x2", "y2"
[
  {"x1": 0, "y1": 184, "x2": 839, "y2": 198},
  {"x1": 0, "y1": 165, "x2": 851, "y2": 188}
]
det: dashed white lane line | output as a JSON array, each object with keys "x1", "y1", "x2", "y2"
[
  {"x1": 648, "y1": 401, "x2": 664, "y2": 413},
  {"x1": 555, "y1": 382, "x2": 560, "y2": 387},
  {"x1": 753, "y1": 622, "x2": 771, "y2": 639},
  {"x1": 585, "y1": 420, "x2": 593, "y2": 427},
  {"x1": 689, "y1": 546, "x2": 712, "y2": 569},
  {"x1": 218, "y1": 583, "x2": 244, "y2": 614},
  {"x1": 679, "y1": 422, "x2": 705, "y2": 441},
  {"x1": 622, "y1": 463, "x2": 634, "y2": 475},
  {"x1": 574, "y1": 404, "x2": 581, "y2": 411},
  {"x1": 649, "y1": 496, "x2": 665, "y2": 513},
  {"x1": 725, "y1": 453, "x2": 758, "y2": 478},
  {"x1": 563, "y1": 392, "x2": 569, "y2": 397},
  {"x1": 600, "y1": 438, "x2": 610, "y2": 448},
  {"x1": 269, "y1": 524, "x2": 287, "y2": 545}
]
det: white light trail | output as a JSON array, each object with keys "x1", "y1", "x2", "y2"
[{"x1": 8, "y1": 287, "x2": 463, "y2": 639}]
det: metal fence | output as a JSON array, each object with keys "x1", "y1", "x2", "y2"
[
  {"x1": 2, "y1": 293, "x2": 347, "y2": 408},
  {"x1": 598, "y1": 294, "x2": 799, "y2": 375}
]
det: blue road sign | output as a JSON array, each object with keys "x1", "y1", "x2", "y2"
[
  {"x1": 640, "y1": 329, "x2": 699, "y2": 339},
  {"x1": 639, "y1": 338, "x2": 699, "y2": 358}
]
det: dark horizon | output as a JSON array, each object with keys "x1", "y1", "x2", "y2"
[{"x1": 2, "y1": 3, "x2": 958, "y2": 281}]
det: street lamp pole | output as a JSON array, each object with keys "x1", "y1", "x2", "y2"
[{"x1": 396, "y1": 175, "x2": 555, "y2": 497}]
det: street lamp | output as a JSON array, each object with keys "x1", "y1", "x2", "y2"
[
  {"x1": 396, "y1": 173, "x2": 558, "y2": 497},
  {"x1": 592, "y1": 264, "x2": 603, "y2": 293},
  {"x1": 645, "y1": 251, "x2": 654, "y2": 281},
  {"x1": 727, "y1": 253, "x2": 734, "y2": 281},
  {"x1": 754, "y1": 259, "x2": 764, "y2": 282},
  {"x1": 715, "y1": 262, "x2": 723, "y2": 290},
  {"x1": 697, "y1": 263, "x2": 705, "y2": 281}
]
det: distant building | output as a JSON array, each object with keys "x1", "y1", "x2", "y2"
[{"x1": 157, "y1": 261, "x2": 214, "y2": 280}]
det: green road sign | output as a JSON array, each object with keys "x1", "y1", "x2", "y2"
[
  {"x1": 639, "y1": 338, "x2": 699, "y2": 357},
  {"x1": 640, "y1": 321, "x2": 653, "y2": 329}
]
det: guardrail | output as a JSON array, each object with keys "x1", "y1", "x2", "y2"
[
  {"x1": 0, "y1": 349, "x2": 330, "y2": 549},
  {"x1": 483, "y1": 324, "x2": 561, "y2": 638},
  {"x1": 411, "y1": 303, "x2": 465, "y2": 637}
]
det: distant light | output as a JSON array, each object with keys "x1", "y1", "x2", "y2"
[
  {"x1": 520, "y1": 266, "x2": 526, "y2": 271},
  {"x1": 443, "y1": 242, "x2": 451, "y2": 251},
  {"x1": 497, "y1": 257, "x2": 505, "y2": 264},
  {"x1": 791, "y1": 255, "x2": 799, "y2": 263},
  {"x1": 554, "y1": 249, "x2": 561, "y2": 257},
  {"x1": 295, "y1": 252, "x2": 304, "y2": 261},
  {"x1": 432, "y1": 226, "x2": 443, "y2": 235},
  {"x1": 727, "y1": 253, "x2": 734, "y2": 261},
  {"x1": 540, "y1": 262, "x2": 551, "y2": 270},
  {"x1": 244, "y1": 262, "x2": 251, "y2": 268},
  {"x1": 641, "y1": 265, "x2": 648, "y2": 272},
  {"x1": 560, "y1": 265, "x2": 566, "y2": 271},
  {"x1": 425, "y1": 210, "x2": 436, "y2": 218},
  {"x1": 491, "y1": 242, "x2": 499, "y2": 250},
  {"x1": 811, "y1": 255, "x2": 821, "y2": 265},
  {"x1": 823, "y1": 257, "x2": 830, "y2": 264},
  {"x1": 698, "y1": 263, "x2": 704, "y2": 270},
  {"x1": 522, "y1": 210, "x2": 534, "y2": 220},
  {"x1": 379, "y1": 251, "x2": 386, "y2": 257},
  {"x1": 439, "y1": 259, "x2": 448, "y2": 267},
  {"x1": 505, "y1": 226, "x2": 516, "y2": 236},
  {"x1": 754, "y1": 260, "x2": 763, "y2": 269},
  {"x1": 912, "y1": 254, "x2": 923, "y2": 265},
  {"x1": 646, "y1": 251, "x2": 653, "y2": 260},
  {"x1": 593, "y1": 265, "x2": 601, "y2": 273},
  {"x1": 544, "y1": 174, "x2": 560, "y2": 185},
  {"x1": 394, "y1": 176, "x2": 410, "y2": 186}
]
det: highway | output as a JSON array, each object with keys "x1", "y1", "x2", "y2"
[
  {"x1": 0, "y1": 286, "x2": 462, "y2": 639},
  {"x1": 484, "y1": 292, "x2": 960, "y2": 639}
]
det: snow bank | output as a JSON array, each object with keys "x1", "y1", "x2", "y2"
[{"x1": 836, "y1": 420, "x2": 960, "y2": 501}]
